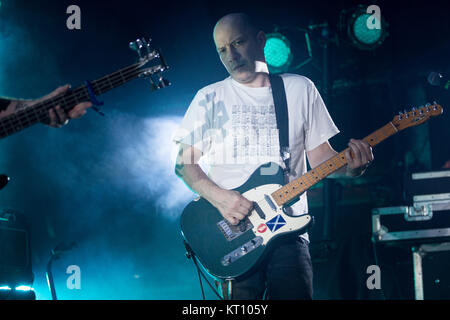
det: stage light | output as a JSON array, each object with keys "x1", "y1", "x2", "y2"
[
  {"x1": 0, "y1": 285, "x2": 35, "y2": 300},
  {"x1": 353, "y1": 13, "x2": 382, "y2": 45},
  {"x1": 339, "y1": 5, "x2": 388, "y2": 50},
  {"x1": 15, "y1": 285, "x2": 33, "y2": 291},
  {"x1": 0, "y1": 209, "x2": 35, "y2": 299},
  {"x1": 0, "y1": 285, "x2": 33, "y2": 291},
  {"x1": 264, "y1": 33, "x2": 293, "y2": 73}
]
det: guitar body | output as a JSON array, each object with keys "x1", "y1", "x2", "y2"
[{"x1": 180, "y1": 162, "x2": 312, "y2": 280}]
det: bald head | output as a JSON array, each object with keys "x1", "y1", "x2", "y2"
[{"x1": 213, "y1": 13, "x2": 259, "y2": 40}]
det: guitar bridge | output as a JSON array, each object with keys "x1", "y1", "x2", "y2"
[{"x1": 217, "y1": 219, "x2": 253, "y2": 241}]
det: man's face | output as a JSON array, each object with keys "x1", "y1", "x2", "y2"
[{"x1": 214, "y1": 22, "x2": 265, "y2": 84}]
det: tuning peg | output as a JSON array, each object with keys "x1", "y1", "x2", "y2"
[
  {"x1": 129, "y1": 41, "x2": 138, "y2": 51},
  {"x1": 141, "y1": 38, "x2": 152, "y2": 53},
  {"x1": 158, "y1": 77, "x2": 171, "y2": 89},
  {"x1": 140, "y1": 38, "x2": 147, "y2": 50},
  {"x1": 146, "y1": 73, "x2": 171, "y2": 91},
  {"x1": 155, "y1": 48, "x2": 168, "y2": 69},
  {"x1": 129, "y1": 40, "x2": 143, "y2": 59},
  {"x1": 403, "y1": 109, "x2": 409, "y2": 118},
  {"x1": 148, "y1": 76, "x2": 159, "y2": 91},
  {"x1": 135, "y1": 38, "x2": 144, "y2": 49},
  {"x1": 140, "y1": 38, "x2": 148, "y2": 53}
]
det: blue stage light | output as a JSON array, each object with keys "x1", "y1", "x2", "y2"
[
  {"x1": 264, "y1": 33, "x2": 293, "y2": 73},
  {"x1": 339, "y1": 5, "x2": 388, "y2": 50}
]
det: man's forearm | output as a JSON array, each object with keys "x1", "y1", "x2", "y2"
[
  {"x1": 0, "y1": 97, "x2": 31, "y2": 113},
  {"x1": 176, "y1": 163, "x2": 225, "y2": 206},
  {"x1": 309, "y1": 146, "x2": 365, "y2": 179}
]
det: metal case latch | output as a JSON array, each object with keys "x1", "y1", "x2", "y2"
[{"x1": 405, "y1": 203, "x2": 433, "y2": 221}]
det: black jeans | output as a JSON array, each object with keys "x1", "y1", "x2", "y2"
[{"x1": 218, "y1": 237, "x2": 313, "y2": 300}]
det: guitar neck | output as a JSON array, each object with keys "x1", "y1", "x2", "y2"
[
  {"x1": 0, "y1": 61, "x2": 144, "y2": 139},
  {"x1": 271, "y1": 122, "x2": 399, "y2": 207}
]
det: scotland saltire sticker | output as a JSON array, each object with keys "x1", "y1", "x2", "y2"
[{"x1": 266, "y1": 215, "x2": 286, "y2": 232}]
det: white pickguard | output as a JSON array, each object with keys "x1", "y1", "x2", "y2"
[{"x1": 242, "y1": 184, "x2": 311, "y2": 246}]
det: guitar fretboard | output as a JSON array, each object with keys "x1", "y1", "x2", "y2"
[
  {"x1": 271, "y1": 122, "x2": 399, "y2": 207},
  {"x1": 0, "y1": 60, "x2": 146, "y2": 138}
]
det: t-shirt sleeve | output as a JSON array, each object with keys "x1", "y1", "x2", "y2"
[
  {"x1": 172, "y1": 90, "x2": 212, "y2": 154},
  {"x1": 304, "y1": 81, "x2": 340, "y2": 152}
]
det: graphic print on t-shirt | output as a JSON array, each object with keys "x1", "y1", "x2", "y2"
[{"x1": 231, "y1": 104, "x2": 280, "y2": 166}]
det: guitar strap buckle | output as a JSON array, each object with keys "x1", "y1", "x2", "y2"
[
  {"x1": 280, "y1": 146, "x2": 291, "y2": 176},
  {"x1": 281, "y1": 146, "x2": 291, "y2": 162}
]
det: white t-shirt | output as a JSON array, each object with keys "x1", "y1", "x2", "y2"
[{"x1": 173, "y1": 73, "x2": 340, "y2": 241}]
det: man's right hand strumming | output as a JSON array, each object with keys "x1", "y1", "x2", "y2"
[
  {"x1": 175, "y1": 144, "x2": 253, "y2": 226},
  {"x1": 210, "y1": 189, "x2": 253, "y2": 226}
]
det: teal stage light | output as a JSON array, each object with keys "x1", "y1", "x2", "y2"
[
  {"x1": 353, "y1": 13, "x2": 382, "y2": 45},
  {"x1": 340, "y1": 5, "x2": 388, "y2": 50},
  {"x1": 264, "y1": 33, "x2": 293, "y2": 73}
]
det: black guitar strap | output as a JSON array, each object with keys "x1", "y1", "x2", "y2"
[{"x1": 269, "y1": 73, "x2": 290, "y2": 178}]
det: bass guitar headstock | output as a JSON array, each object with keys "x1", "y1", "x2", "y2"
[
  {"x1": 392, "y1": 103, "x2": 443, "y2": 131},
  {"x1": 129, "y1": 37, "x2": 171, "y2": 91}
]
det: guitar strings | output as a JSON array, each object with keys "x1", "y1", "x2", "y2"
[
  {"x1": 0, "y1": 61, "x2": 146, "y2": 136},
  {"x1": 5, "y1": 62, "x2": 141, "y2": 128},
  {"x1": 0, "y1": 65, "x2": 140, "y2": 134}
]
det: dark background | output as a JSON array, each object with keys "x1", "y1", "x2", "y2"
[{"x1": 0, "y1": 0, "x2": 449, "y2": 299}]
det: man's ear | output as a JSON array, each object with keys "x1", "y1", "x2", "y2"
[{"x1": 256, "y1": 31, "x2": 266, "y2": 50}]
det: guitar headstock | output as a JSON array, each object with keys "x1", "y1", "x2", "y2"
[
  {"x1": 392, "y1": 103, "x2": 443, "y2": 131},
  {"x1": 129, "y1": 37, "x2": 171, "y2": 91}
]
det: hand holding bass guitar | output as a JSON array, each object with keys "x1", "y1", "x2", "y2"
[{"x1": 0, "y1": 37, "x2": 170, "y2": 139}]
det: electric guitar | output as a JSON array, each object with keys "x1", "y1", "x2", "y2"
[
  {"x1": 0, "y1": 37, "x2": 170, "y2": 190},
  {"x1": 180, "y1": 103, "x2": 443, "y2": 280}
]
